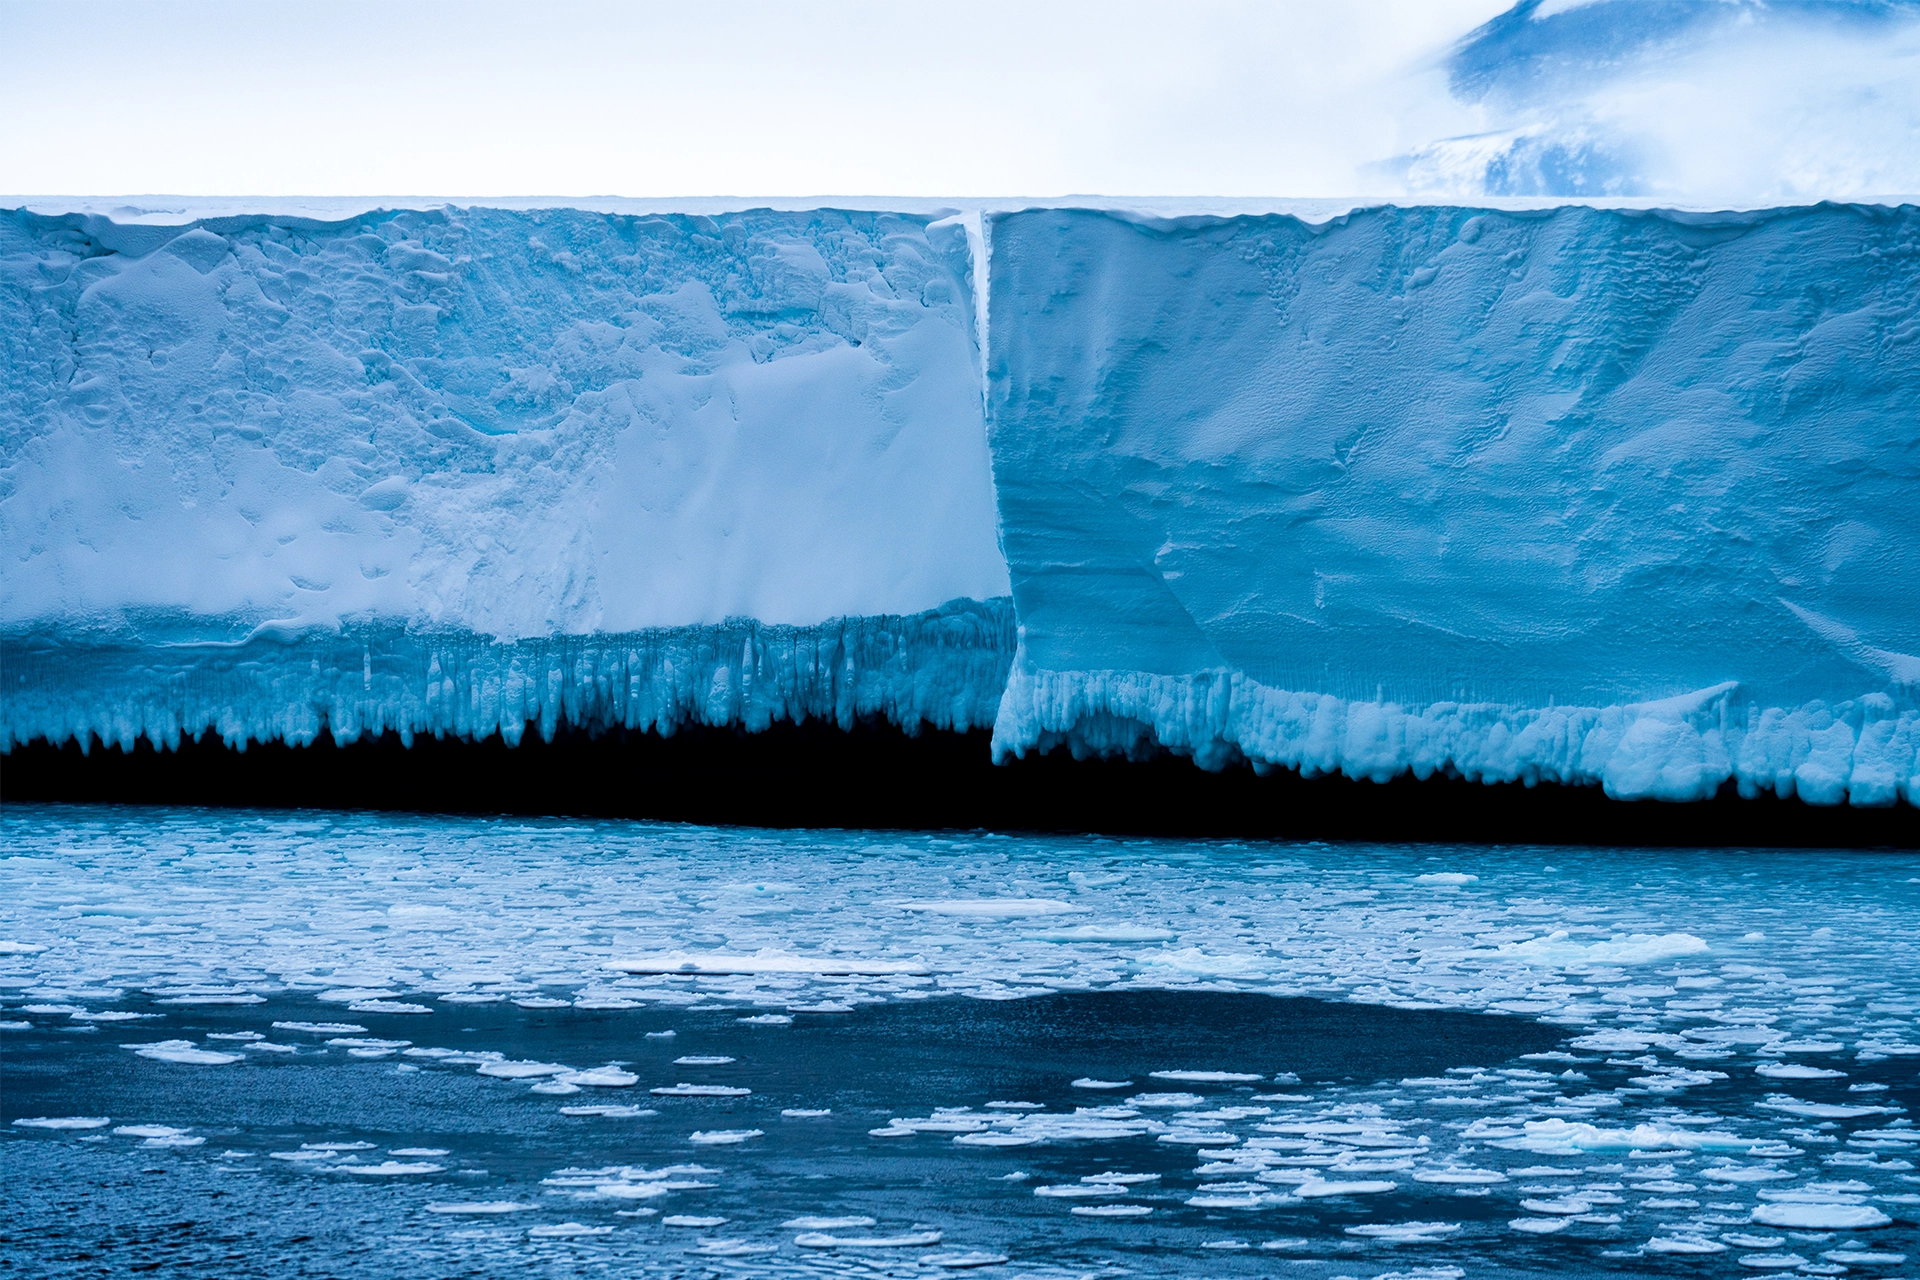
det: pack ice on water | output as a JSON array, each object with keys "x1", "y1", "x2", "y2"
[{"x1": 1, "y1": 197, "x2": 1915, "y2": 805}]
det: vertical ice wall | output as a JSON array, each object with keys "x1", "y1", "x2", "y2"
[
  {"x1": 1, "y1": 205, "x2": 1012, "y2": 748},
  {"x1": 984, "y1": 204, "x2": 1920, "y2": 804}
]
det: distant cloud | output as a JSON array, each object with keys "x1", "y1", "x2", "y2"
[{"x1": 1378, "y1": 0, "x2": 1920, "y2": 202}]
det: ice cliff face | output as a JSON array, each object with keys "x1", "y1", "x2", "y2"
[
  {"x1": 0, "y1": 206, "x2": 1007, "y2": 637},
  {"x1": 4, "y1": 200, "x2": 1916, "y2": 806},
  {"x1": 985, "y1": 204, "x2": 1920, "y2": 804}
]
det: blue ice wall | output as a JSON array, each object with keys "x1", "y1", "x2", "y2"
[
  {"x1": 985, "y1": 205, "x2": 1919, "y2": 803},
  {"x1": 0, "y1": 205, "x2": 1012, "y2": 748}
]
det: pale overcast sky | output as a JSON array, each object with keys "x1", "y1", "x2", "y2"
[{"x1": 3, "y1": 0, "x2": 1915, "y2": 202}]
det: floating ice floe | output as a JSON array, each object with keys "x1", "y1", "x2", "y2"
[
  {"x1": 1736, "y1": 1253, "x2": 1808, "y2": 1270},
  {"x1": 1345, "y1": 1222, "x2": 1461, "y2": 1242},
  {"x1": 1297, "y1": 1179, "x2": 1397, "y2": 1197},
  {"x1": 73, "y1": 1011, "x2": 160, "y2": 1022},
  {"x1": 1411, "y1": 1167, "x2": 1506, "y2": 1184},
  {"x1": 527, "y1": 1223, "x2": 614, "y2": 1238},
  {"x1": 737, "y1": 1014, "x2": 793, "y2": 1025},
  {"x1": 652, "y1": 1083, "x2": 750, "y2": 1097},
  {"x1": 1415, "y1": 874, "x2": 1478, "y2": 886},
  {"x1": 123, "y1": 1039, "x2": 242, "y2": 1065},
  {"x1": 1127, "y1": 1092, "x2": 1201, "y2": 1108},
  {"x1": 1073, "y1": 1204, "x2": 1152, "y2": 1217},
  {"x1": 562, "y1": 1067, "x2": 639, "y2": 1087},
  {"x1": 560, "y1": 1105, "x2": 653, "y2": 1118},
  {"x1": 477, "y1": 1060, "x2": 571, "y2": 1079},
  {"x1": 339, "y1": 1161, "x2": 445, "y2": 1175},
  {"x1": 688, "y1": 1129, "x2": 762, "y2": 1145},
  {"x1": 781, "y1": 1108, "x2": 830, "y2": 1118},
  {"x1": 13, "y1": 1116, "x2": 109, "y2": 1130},
  {"x1": 348, "y1": 1001, "x2": 432, "y2": 1014},
  {"x1": 114, "y1": 1125, "x2": 203, "y2": 1147},
  {"x1": 439, "y1": 992, "x2": 505, "y2": 1004},
  {"x1": 1646, "y1": 1236, "x2": 1726, "y2": 1253},
  {"x1": 924, "y1": 1252, "x2": 1011, "y2": 1268},
  {"x1": 1071, "y1": 1078, "x2": 1131, "y2": 1090},
  {"x1": 1509, "y1": 1217, "x2": 1572, "y2": 1234},
  {"x1": 783, "y1": 1216, "x2": 876, "y2": 1229},
  {"x1": 1750, "y1": 1202, "x2": 1893, "y2": 1229},
  {"x1": 1755, "y1": 1062, "x2": 1846, "y2": 1080},
  {"x1": 426, "y1": 1201, "x2": 536, "y2": 1214},
  {"x1": 273, "y1": 1022, "x2": 367, "y2": 1034},
  {"x1": 1150, "y1": 1070, "x2": 1263, "y2": 1083},
  {"x1": 690, "y1": 1241, "x2": 776, "y2": 1256},
  {"x1": 794, "y1": 1230, "x2": 942, "y2": 1248},
  {"x1": 674, "y1": 1056, "x2": 735, "y2": 1065},
  {"x1": 662, "y1": 1215, "x2": 728, "y2": 1227},
  {"x1": 1758, "y1": 1095, "x2": 1901, "y2": 1119},
  {"x1": 895, "y1": 899, "x2": 1083, "y2": 918},
  {"x1": 514, "y1": 997, "x2": 572, "y2": 1009},
  {"x1": 1034, "y1": 1184, "x2": 1125, "y2": 1198},
  {"x1": 1024, "y1": 924, "x2": 1175, "y2": 942},
  {"x1": 607, "y1": 950, "x2": 929, "y2": 976},
  {"x1": 1496, "y1": 932, "x2": 1709, "y2": 966}
]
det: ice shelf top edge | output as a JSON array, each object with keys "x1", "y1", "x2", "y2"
[{"x1": 10, "y1": 194, "x2": 1920, "y2": 227}]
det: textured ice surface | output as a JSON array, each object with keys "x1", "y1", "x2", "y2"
[
  {"x1": 5, "y1": 199, "x2": 1919, "y2": 811},
  {"x1": 1, "y1": 203, "x2": 1009, "y2": 748},
  {"x1": 985, "y1": 204, "x2": 1920, "y2": 804}
]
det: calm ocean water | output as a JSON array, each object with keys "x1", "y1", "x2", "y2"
[{"x1": 3, "y1": 804, "x2": 1916, "y2": 1278}]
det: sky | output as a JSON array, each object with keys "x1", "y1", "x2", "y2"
[{"x1": 3, "y1": 0, "x2": 1916, "y2": 203}]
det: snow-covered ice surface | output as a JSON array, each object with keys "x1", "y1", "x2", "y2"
[
  {"x1": 986, "y1": 203, "x2": 1920, "y2": 805},
  {"x1": 3, "y1": 804, "x2": 1917, "y2": 1277},
  {"x1": 0, "y1": 203, "x2": 1010, "y2": 749}
]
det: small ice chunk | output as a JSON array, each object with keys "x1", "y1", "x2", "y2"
[
  {"x1": 793, "y1": 1230, "x2": 943, "y2": 1247},
  {"x1": 1646, "y1": 1236, "x2": 1727, "y2": 1253},
  {"x1": 1344, "y1": 1221, "x2": 1461, "y2": 1241},
  {"x1": 1750, "y1": 1203, "x2": 1892, "y2": 1230},
  {"x1": 124, "y1": 1040, "x2": 241, "y2": 1065},
  {"x1": 673, "y1": 1056, "x2": 735, "y2": 1066},
  {"x1": 477, "y1": 1060, "x2": 571, "y2": 1079},
  {"x1": 688, "y1": 1129, "x2": 762, "y2": 1145},
  {"x1": 13, "y1": 1116, "x2": 110, "y2": 1130},
  {"x1": 690, "y1": 1241, "x2": 776, "y2": 1256},
  {"x1": 390, "y1": 1148, "x2": 449, "y2": 1156},
  {"x1": 347, "y1": 1001, "x2": 432, "y2": 1015},
  {"x1": 737, "y1": 1015, "x2": 793, "y2": 1026},
  {"x1": 1756, "y1": 1063, "x2": 1847, "y2": 1080},
  {"x1": 1071, "y1": 1078, "x2": 1132, "y2": 1090},
  {"x1": 781, "y1": 1109, "x2": 831, "y2": 1117},
  {"x1": 662, "y1": 1215, "x2": 728, "y2": 1227},
  {"x1": 530, "y1": 1080, "x2": 580, "y2": 1095},
  {"x1": 1297, "y1": 1179, "x2": 1397, "y2": 1197},
  {"x1": 562, "y1": 1067, "x2": 640, "y2": 1087},
  {"x1": 645, "y1": 1030, "x2": 677, "y2": 1038}
]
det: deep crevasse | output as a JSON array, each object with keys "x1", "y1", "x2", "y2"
[{"x1": 3, "y1": 199, "x2": 1916, "y2": 805}]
